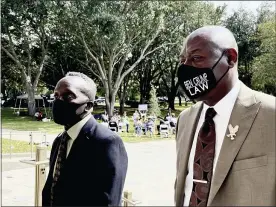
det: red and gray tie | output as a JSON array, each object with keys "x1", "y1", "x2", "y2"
[{"x1": 189, "y1": 108, "x2": 217, "y2": 206}]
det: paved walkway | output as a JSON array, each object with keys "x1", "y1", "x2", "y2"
[{"x1": 2, "y1": 139, "x2": 176, "y2": 206}]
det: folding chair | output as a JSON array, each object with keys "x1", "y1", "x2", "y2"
[{"x1": 160, "y1": 124, "x2": 169, "y2": 138}]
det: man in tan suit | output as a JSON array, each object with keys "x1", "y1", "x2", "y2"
[{"x1": 175, "y1": 26, "x2": 275, "y2": 206}]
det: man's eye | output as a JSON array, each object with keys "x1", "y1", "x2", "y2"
[
  {"x1": 192, "y1": 56, "x2": 202, "y2": 61},
  {"x1": 67, "y1": 94, "x2": 74, "y2": 100}
]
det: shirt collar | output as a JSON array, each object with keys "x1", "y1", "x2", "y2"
[
  {"x1": 203, "y1": 80, "x2": 240, "y2": 116},
  {"x1": 66, "y1": 114, "x2": 92, "y2": 140}
]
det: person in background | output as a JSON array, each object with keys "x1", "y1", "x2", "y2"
[
  {"x1": 135, "y1": 118, "x2": 143, "y2": 137},
  {"x1": 142, "y1": 117, "x2": 148, "y2": 135},
  {"x1": 118, "y1": 119, "x2": 124, "y2": 132},
  {"x1": 170, "y1": 113, "x2": 177, "y2": 128},
  {"x1": 146, "y1": 118, "x2": 155, "y2": 136},
  {"x1": 133, "y1": 110, "x2": 139, "y2": 127},
  {"x1": 34, "y1": 108, "x2": 43, "y2": 121},
  {"x1": 101, "y1": 110, "x2": 108, "y2": 122},
  {"x1": 42, "y1": 72, "x2": 128, "y2": 206},
  {"x1": 164, "y1": 112, "x2": 172, "y2": 122},
  {"x1": 122, "y1": 112, "x2": 129, "y2": 133}
]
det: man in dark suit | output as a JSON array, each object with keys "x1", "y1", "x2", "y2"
[{"x1": 42, "y1": 72, "x2": 128, "y2": 206}]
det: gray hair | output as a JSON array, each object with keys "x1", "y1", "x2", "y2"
[{"x1": 65, "y1": 71, "x2": 97, "y2": 102}]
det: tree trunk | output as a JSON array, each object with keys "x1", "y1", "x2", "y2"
[
  {"x1": 119, "y1": 98, "x2": 125, "y2": 115},
  {"x1": 178, "y1": 94, "x2": 182, "y2": 106},
  {"x1": 139, "y1": 79, "x2": 148, "y2": 104},
  {"x1": 118, "y1": 86, "x2": 125, "y2": 115},
  {"x1": 26, "y1": 85, "x2": 36, "y2": 116},
  {"x1": 139, "y1": 65, "x2": 152, "y2": 104},
  {"x1": 166, "y1": 62, "x2": 178, "y2": 110},
  {"x1": 1, "y1": 78, "x2": 7, "y2": 100},
  {"x1": 168, "y1": 94, "x2": 176, "y2": 110},
  {"x1": 119, "y1": 86, "x2": 128, "y2": 115},
  {"x1": 105, "y1": 93, "x2": 116, "y2": 118}
]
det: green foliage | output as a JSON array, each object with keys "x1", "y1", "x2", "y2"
[
  {"x1": 153, "y1": 1, "x2": 227, "y2": 105},
  {"x1": 252, "y1": 19, "x2": 276, "y2": 95},
  {"x1": 224, "y1": 8, "x2": 260, "y2": 87},
  {"x1": 2, "y1": 0, "x2": 275, "y2": 107},
  {"x1": 223, "y1": 2, "x2": 275, "y2": 95},
  {"x1": 148, "y1": 86, "x2": 161, "y2": 116}
]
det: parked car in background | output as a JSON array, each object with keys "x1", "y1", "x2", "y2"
[
  {"x1": 157, "y1": 96, "x2": 168, "y2": 102},
  {"x1": 94, "y1": 97, "x2": 105, "y2": 105}
]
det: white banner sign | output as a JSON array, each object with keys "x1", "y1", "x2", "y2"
[{"x1": 138, "y1": 104, "x2": 148, "y2": 111}]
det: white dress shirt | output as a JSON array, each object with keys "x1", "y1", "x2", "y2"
[
  {"x1": 53, "y1": 114, "x2": 92, "y2": 177},
  {"x1": 183, "y1": 81, "x2": 240, "y2": 206}
]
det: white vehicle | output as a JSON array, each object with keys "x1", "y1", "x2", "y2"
[{"x1": 95, "y1": 97, "x2": 105, "y2": 105}]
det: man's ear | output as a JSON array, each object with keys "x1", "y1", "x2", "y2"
[
  {"x1": 85, "y1": 101, "x2": 94, "y2": 112},
  {"x1": 227, "y1": 48, "x2": 238, "y2": 68}
]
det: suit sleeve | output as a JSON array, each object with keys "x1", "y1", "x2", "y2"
[
  {"x1": 103, "y1": 136, "x2": 128, "y2": 206},
  {"x1": 174, "y1": 115, "x2": 180, "y2": 203}
]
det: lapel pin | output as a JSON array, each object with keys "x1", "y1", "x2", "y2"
[{"x1": 227, "y1": 124, "x2": 239, "y2": 140}]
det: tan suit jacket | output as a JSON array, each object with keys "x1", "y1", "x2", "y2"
[{"x1": 175, "y1": 82, "x2": 276, "y2": 206}]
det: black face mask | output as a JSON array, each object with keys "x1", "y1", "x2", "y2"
[
  {"x1": 177, "y1": 51, "x2": 229, "y2": 100},
  {"x1": 52, "y1": 99, "x2": 88, "y2": 126}
]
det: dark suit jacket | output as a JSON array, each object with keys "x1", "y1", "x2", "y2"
[{"x1": 42, "y1": 116, "x2": 128, "y2": 206}]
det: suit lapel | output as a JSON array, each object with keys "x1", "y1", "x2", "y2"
[
  {"x1": 176, "y1": 102, "x2": 203, "y2": 206},
  {"x1": 208, "y1": 83, "x2": 261, "y2": 205}
]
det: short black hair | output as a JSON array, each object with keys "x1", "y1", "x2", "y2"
[{"x1": 65, "y1": 71, "x2": 97, "y2": 102}]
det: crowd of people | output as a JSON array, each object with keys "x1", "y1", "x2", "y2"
[{"x1": 100, "y1": 109, "x2": 177, "y2": 137}]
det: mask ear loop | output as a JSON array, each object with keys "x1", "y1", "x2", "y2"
[
  {"x1": 211, "y1": 50, "x2": 226, "y2": 71},
  {"x1": 216, "y1": 66, "x2": 230, "y2": 83},
  {"x1": 213, "y1": 50, "x2": 230, "y2": 84}
]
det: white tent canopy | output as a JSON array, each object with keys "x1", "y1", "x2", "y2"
[
  {"x1": 14, "y1": 94, "x2": 47, "y2": 117},
  {"x1": 16, "y1": 94, "x2": 43, "y2": 100}
]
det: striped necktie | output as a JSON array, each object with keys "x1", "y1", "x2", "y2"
[{"x1": 50, "y1": 132, "x2": 70, "y2": 206}]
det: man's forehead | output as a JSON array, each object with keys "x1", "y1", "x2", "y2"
[
  {"x1": 185, "y1": 35, "x2": 209, "y2": 54},
  {"x1": 55, "y1": 76, "x2": 87, "y2": 92}
]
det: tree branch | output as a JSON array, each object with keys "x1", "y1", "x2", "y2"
[
  {"x1": 71, "y1": 56, "x2": 104, "y2": 84},
  {"x1": 1, "y1": 44, "x2": 27, "y2": 79},
  {"x1": 145, "y1": 43, "x2": 177, "y2": 57},
  {"x1": 33, "y1": 53, "x2": 46, "y2": 88},
  {"x1": 99, "y1": 41, "x2": 106, "y2": 72},
  {"x1": 5, "y1": 25, "x2": 19, "y2": 60},
  {"x1": 162, "y1": 76, "x2": 170, "y2": 91},
  {"x1": 113, "y1": 22, "x2": 164, "y2": 94},
  {"x1": 77, "y1": 22, "x2": 107, "y2": 81},
  {"x1": 23, "y1": 34, "x2": 32, "y2": 76},
  {"x1": 114, "y1": 51, "x2": 129, "y2": 88},
  {"x1": 107, "y1": 49, "x2": 115, "y2": 92}
]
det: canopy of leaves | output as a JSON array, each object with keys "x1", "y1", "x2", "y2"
[{"x1": 252, "y1": 19, "x2": 276, "y2": 94}]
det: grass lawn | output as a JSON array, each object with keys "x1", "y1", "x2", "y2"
[
  {"x1": 1, "y1": 108, "x2": 63, "y2": 134},
  {"x1": 1, "y1": 103, "x2": 192, "y2": 142},
  {"x1": 1, "y1": 138, "x2": 51, "y2": 153}
]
